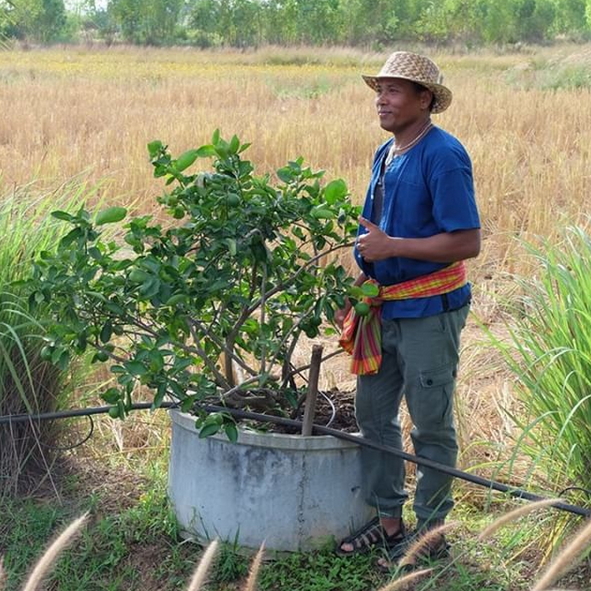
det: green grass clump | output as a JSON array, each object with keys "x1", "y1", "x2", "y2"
[
  {"x1": 0, "y1": 180, "x2": 96, "y2": 498},
  {"x1": 490, "y1": 224, "x2": 591, "y2": 503}
]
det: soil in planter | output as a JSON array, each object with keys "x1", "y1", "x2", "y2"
[{"x1": 234, "y1": 388, "x2": 359, "y2": 435}]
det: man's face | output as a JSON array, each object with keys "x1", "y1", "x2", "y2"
[{"x1": 374, "y1": 78, "x2": 432, "y2": 133}]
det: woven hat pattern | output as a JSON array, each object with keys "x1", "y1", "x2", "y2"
[{"x1": 362, "y1": 51, "x2": 452, "y2": 114}]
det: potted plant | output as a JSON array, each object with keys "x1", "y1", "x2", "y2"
[{"x1": 25, "y1": 131, "x2": 373, "y2": 550}]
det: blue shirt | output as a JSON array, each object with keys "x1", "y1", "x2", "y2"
[{"x1": 355, "y1": 127, "x2": 481, "y2": 319}]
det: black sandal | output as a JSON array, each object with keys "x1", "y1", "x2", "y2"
[
  {"x1": 335, "y1": 517, "x2": 406, "y2": 557},
  {"x1": 376, "y1": 532, "x2": 450, "y2": 572}
]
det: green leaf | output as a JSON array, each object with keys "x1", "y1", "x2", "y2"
[
  {"x1": 196, "y1": 145, "x2": 217, "y2": 158},
  {"x1": 174, "y1": 149, "x2": 200, "y2": 172},
  {"x1": 226, "y1": 239, "x2": 237, "y2": 256},
  {"x1": 96, "y1": 206, "x2": 127, "y2": 226},
  {"x1": 276, "y1": 166, "x2": 293, "y2": 183},
  {"x1": 310, "y1": 206, "x2": 336, "y2": 220},
  {"x1": 147, "y1": 140, "x2": 164, "y2": 158},
  {"x1": 224, "y1": 422, "x2": 239, "y2": 443},
  {"x1": 51, "y1": 210, "x2": 75, "y2": 222},
  {"x1": 100, "y1": 321, "x2": 113, "y2": 344},
  {"x1": 129, "y1": 269, "x2": 150, "y2": 284},
  {"x1": 125, "y1": 361, "x2": 148, "y2": 376},
  {"x1": 59, "y1": 227, "x2": 83, "y2": 247},
  {"x1": 229, "y1": 135, "x2": 240, "y2": 153},
  {"x1": 324, "y1": 179, "x2": 348, "y2": 204},
  {"x1": 57, "y1": 350, "x2": 70, "y2": 371},
  {"x1": 199, "y1": 423, "x2": 221, "y2": 438},
  {"x1": 166, "y1": 293, "x2": 187, "y2": 306}
]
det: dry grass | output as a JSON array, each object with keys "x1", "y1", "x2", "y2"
[{"x1": 2, "y1": 45, "x2": 590, "y2": 258}]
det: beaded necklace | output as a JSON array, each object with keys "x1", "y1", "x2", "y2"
[{"x1": 385, "y1": 120, "x2": 433, "y2": 166}]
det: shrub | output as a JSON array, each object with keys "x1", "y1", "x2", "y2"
[{"x1": 25, "y1": 131, "x2": 360, "y2": 438}]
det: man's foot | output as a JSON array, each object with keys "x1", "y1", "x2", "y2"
[
  {"x1": 336, "y1": 516, "x2": 406, "y2": 556},
  {"x1": 376, "y1": 525, "x2": 450, "y2": 572}
]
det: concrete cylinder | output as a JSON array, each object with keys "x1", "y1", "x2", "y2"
[{"x1": 168, "y1": 410, "x2": 372, "y2": 551}]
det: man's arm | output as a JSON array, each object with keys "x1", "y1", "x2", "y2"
[{"x1": 356, "y1": 217, "x2": 481, "y2": 263}]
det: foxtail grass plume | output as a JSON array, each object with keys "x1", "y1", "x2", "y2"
[
  {"x1": 21, "y1": 513, "x2": 88, "y2": 591},
  {"x1": 243, "y1": 542, "x2": 265, "y2": 591},
  {"x1": 478, "y1": 498, "x2": 563, "y2": 540},
  {"x1": 186, "y1": 540, "x2": 219, "y2": 591},
  {"x1": 376, "y1": 567, "x2": 433, "y2": 591},
  {"x1": 397, "y1": 522, "x2": 457, "y2": 569},
  {"x1": 531, "y1": 518, "x2": 591, "y2": 591}
]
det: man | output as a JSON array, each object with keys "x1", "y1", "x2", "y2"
[{"x1": 335, "y1": 51, "x2": 481, "y2": 568}]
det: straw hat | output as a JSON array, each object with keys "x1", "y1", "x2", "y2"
[{"x1": 362, "y1": 51, "x2": 452, "y2": 114}]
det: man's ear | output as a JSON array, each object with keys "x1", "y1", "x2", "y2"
[{"x1": 421, "y1": 89, "x2": 434, "y2": 111}]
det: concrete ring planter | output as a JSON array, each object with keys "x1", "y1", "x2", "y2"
[{"x1": 168, "y1": 409, "x2": 372, "y2": 551}]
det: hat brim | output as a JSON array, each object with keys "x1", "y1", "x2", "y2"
[{"x1": 362, "y1": 74, "x2": 452, "y2": 114}]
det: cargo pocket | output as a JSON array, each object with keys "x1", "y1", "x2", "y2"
[
  {"x1": 414, "y1": 365, "x2": 456, "y2": 426},
  {"x1": 419, "y1": 365, "x2": 456, "y2": 389}
]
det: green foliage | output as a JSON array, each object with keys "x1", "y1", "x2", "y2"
[
  {"x1": 6, "y1": 0, "x2": 591, "y2": 47},
  {"x1": 109, "y1": 0, "x2": 183, "y2": 45},
  {"x1": 488, "y1": 225, "x2": 591, "y2": 498},
  {"x1": 1, "y1": 0, "x2": 67, "y2": 42},
  {"x1": 257, "y1": 550, "x2": 381, "y2": 591},
  {"x1": 0, "y1": 181, "x2": 92, "y2": 497},
  {"x1": 25, "y1": 131, "x2": 359, "y2": 431}
]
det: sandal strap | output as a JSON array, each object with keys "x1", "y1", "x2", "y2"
[
  {"x1": 339, "y1": 517, "x2": 405, "y2": 554},
  {"x1": 350, "y1": 518, "x2": 382, "y2": 550}
]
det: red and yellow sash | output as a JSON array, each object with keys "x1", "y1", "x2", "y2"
[{"x1": 339, "y1": 262, "x2": 467, "y2": 375}]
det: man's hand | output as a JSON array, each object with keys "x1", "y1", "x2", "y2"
[
  {"x1": 356, "y1": 217, "x2": 396, "y2": 262},
  {"x1": 356, "y1": 218, "x2": 481, "y2": 263}
]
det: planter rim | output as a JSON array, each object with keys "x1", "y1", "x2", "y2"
[{"x1": 169, "y1": 408, "x2": 360, "y2": 451}]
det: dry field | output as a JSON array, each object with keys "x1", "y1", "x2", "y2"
[{"x1": 2, "y1": 43, "x2": 591, "y2": 488}]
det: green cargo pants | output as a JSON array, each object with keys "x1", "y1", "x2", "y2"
[{"x1": 355, "y1": 304, "x2": 469, "y2": 523}]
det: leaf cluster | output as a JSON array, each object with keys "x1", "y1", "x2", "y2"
[{"x1": 25, "y1": 131, "x2": 360, "y2": 433}]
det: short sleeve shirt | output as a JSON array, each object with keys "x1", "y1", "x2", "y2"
[{"x1": 355, "y1": 127, "x2": 481, "y2": 319}]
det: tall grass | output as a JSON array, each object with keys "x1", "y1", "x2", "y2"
[
  {"x1": 488, "y1": 225, "x2": 591, "y2": 501},
  {"x1": 0, "y1": 180, "x2": 96, "y2": 498}
]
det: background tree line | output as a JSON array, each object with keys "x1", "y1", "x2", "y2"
[{"x1": 2, "y1": 0, "x2": 591, "y2": 47}]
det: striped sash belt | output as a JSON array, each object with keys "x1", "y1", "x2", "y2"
[{"x1": 339, "y1": 261, "x2": 467, "y2": 375}]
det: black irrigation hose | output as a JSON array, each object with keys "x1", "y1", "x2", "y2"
[{"x1": 2, "y1": 401, "x2": 590, "y2": 518}]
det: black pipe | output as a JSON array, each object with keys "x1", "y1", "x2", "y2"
[{"x1": 2, "y1": 401, "x2": 590, "y2": 518}]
